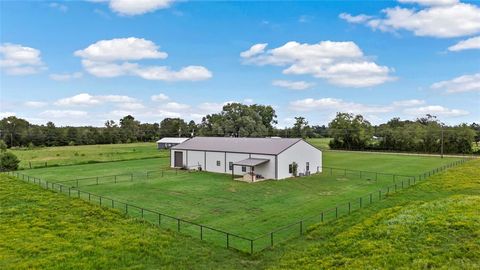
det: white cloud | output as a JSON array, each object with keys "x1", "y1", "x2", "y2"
[
  {"x1": 272, "y1": 80, "x2": 315, "y2": 90},
  {"x1": 0, "y1": 43, "x2": 46, "y2": 75},
  {"x1": 54, "y1": 93, "x2": 137, "y2": 106},
  {"x1": 431, "y1": 73, "x2": 480, "y2": 93},
  {"x1": 49, "y1": 2, "x2": 68, "y2": 12},
  {"x1": 398, "y1": 0, "x2": 459, "y2": 6},
  {"x1": 49, "y1": 72, "x2": 83, "y2": 81},
  {"x1": 39, "y1": 110, "x2": 88, "y2": 118},
  {"x1": 403, "y1": 105, "x2": 468, "y2": 117},
  {"x1": 242, "y1": 41, "x2": 394, "y2": 87},
  {"x1": 392, "y1": 99, "x2": 426, "y2": 106},
  {"x1": 109, "y1": 0, "x2": 175, "y2": 16},
  {"x1": 290, "y1": 98, "x2": 393, "y2": 113},
  {"x1": 24, "y1": 101, "x2": 48, "y2": 108},
  {"x1": 342, "y1": 1, "x2": 480, "y2": 38},
  {"x1": 75, "y1": 37, "x2": 212, "y2": 81},
  {"x1": 116, "y1": 102, "x2": 145, "y2": 110},
  {"x1": 448, "y1": 36, "x2": 480, "y2": 51},
  {"x1": 240, "y1": 43, "x2": 268, "y2": 58},
  {"x1": 151, "y1": 93, "x2": 169, "y2": 102},
  {"x1": 339, "y1": 13, "x2": 372, "y2": 23},
  {"x1": 0, "y1": 112, "x2": 16, "y2": 118},
  {"x1": 243, "y1": 98, "x2": 254, "y2": 104},
  {"x1": 163, "y1": 102, "x2": 190, "y2": 111}
]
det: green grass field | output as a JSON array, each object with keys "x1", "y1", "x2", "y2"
[
  {"x1": 18, "y1": 150, "x2": 461, "y2": 252},
  {"x1": 11, "y1": 142, "x2": 167, "y2": 169},
  {"x1": 306, "y1": 137, "x2": 331, "y2": 150},
  {"x1": 2, "y1": 158, "x2": 478, "y2": 269}
]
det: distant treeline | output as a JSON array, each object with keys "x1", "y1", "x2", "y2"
[{"x1": 1, "y1": 103, "x2": 478, "y2": 154}]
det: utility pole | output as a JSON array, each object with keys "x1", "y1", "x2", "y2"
[{"x1": 440, "y1": 125, "x2": 444, "y2": 159}]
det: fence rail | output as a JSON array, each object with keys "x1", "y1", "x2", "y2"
[{"x1": 3, "y1": 158, "x2": 469, "y2": 254}]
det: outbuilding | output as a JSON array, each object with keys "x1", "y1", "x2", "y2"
[
  {"x1": 157, "y1": 137, "x2": 190, "y2": 149},
  {"x1": 170, "y1": 137, "x2": 322, "y2": 181}
]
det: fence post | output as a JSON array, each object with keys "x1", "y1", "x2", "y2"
[
  {"x1": 68, "y1": 187, "x2": 71, "y2": 197},
  {"x1": 369, "y1": 193, "x2": 372, "y2": 204},
  {"x1": 200, "y1": 225, "x2": 203, "y2": 240},
  {"x1": 141, "y1": 208, "x2": 144, "y2": 219},
  {"x1": 375, "y1": 172, "x2": 378, "y2": 181},
  {"x1": 335, "y1": 206, "x2": 338, "y2": 218},
  {"x1": 300, "y1": 221, "x2": 303, "y2": 235},
  {"x1": 76, "y1": 179, "x2": 79, "y2": 187},
  {"x1": 100, "y1": 196, "x2": 102, "y2": 206},
  {"x1": 227, "y1": 233, "x2": 230, "y2": 248},
  {"x1": 348, "y1": 202, "x2": 351, "y2": 214},
  {"x1": 125, "y1": 204, "x2": 128, "y2": 214},
  {"x1": 402, "y1": 180, "x2": 404, "y2": 189},
  {"x1": 177, "y1": 219, "x2": 180, "y2": 232},
  {"x1": 112, "y1": 200, "x2": 114, "y2": 208},
  {"x1": 158, "y1": 213, "x2": 161, "y2": 226},
  {"x1": 360, "y1": 197, "x2": 362, "y2": 208},
  {"x1": 96, "y1": 177, "x2": 99, "y2": 185},
  {"x1": 321, "y1": 212, "x2": 324, "y2": 222},
  {"x1": 270, "y1": 232, "x2": 273, "y2": 247},
  {"x1": 251, "y1": 240, "x2": 254, "y2": 254}
]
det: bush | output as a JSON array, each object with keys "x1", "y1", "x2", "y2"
[{"x1": 0, "y1": 152, "x2": 20, "y2": 171}]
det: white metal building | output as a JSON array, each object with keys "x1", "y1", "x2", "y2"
[
  {"x1": 157, "y1": 137, "x2": 190, "y2": 149},
  {"x1": 170, "y1": 137, "x2": 322, "y2": 181}
]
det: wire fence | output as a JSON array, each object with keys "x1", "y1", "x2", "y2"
[
  {"x1": 22, "y1": 156, "x2": 170, "y2": 169},
  {"x1": 3, "y1": 158, "x2": 469, "y2": 254}
]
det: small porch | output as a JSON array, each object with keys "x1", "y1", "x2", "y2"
[{"x1": 231, "y1": 158, "x2": 270, "y2": 183}]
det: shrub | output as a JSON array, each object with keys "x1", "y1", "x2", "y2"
[
  {"x1": 0, "y1": 152, "x2": 20, "y2": 171},
  {"x1": 0, "y1": 140, "x2": 7, "y2": 153}
]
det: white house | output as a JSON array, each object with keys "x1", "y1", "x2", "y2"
[
  {"x1": 157, "y1": 137, "x2": 190, "y2": 149},
  {"x1": 170, "y1": 137, "x2": 322, "y2": 181}
]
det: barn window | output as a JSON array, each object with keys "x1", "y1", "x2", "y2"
[
  {"x1": 288, "y1": 164, "x2": 293, "y2": 173},
  {"x1": 229, "y1": 162, "x2": 233, "y2": 170},
  {"x1": 242, "y1": 166, "x2": 246, "y2": 172},
  {"x1": 306, "y1": 162, "x2": 310, "y2": 171},
  {"x1": 216, "y1": 160, "x2": 221, "y2": 166}
]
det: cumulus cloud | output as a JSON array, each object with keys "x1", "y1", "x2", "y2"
[
  {"x1": 151, "y1": 93, "x2": 169, "y2": 102},
  {"x1": 448, "y1": 36, "x2": 480, "y2": 51},
  {"x1": 163, "y1": 102, "x2": 190, "y2": 111},
  {"x1": 49, "y1": 72, "x2": 83, "y2": 81},
  {"x1": 290, "y1": 98, "x2": 393, "y2": 113},
  {"x1": 272, "y1": 80, "x2": 315, "y2": 90},
  {"x1": 341, "y1": 1, "x2": 480, "y2": 38},
  {"x1": 54, "y1": 93, "x2": 136, "y2": 106},
  {"x1": 0, "y1": 112, "x2": 16, "y2": 118},
  {"x1": 392, "y1": 99, "x2": 426, "y2": 106},
  {"x1": 109, "y1": 0, "x2": 175, "y2": 16},
  {"x1": 74, "y1": 37, "x2": 212, "y2": 81},
  {"x1": 39, "y1": 110, "x2": 88, "y2": 118},
  {"x1": 241, "y1": 41, "x2": 394, "y2": 88},
  {"x1": 339, "y1": 13, "x2": 372, "y2": 23},
  {"x1": 431, "y1": 73, "x2": 480, "y2": 93},
  {"x1": 0, "y1": 43, "x2": 46, "y2": 75},
  {"x1": 24, "y1": 101, "x2": 48, "y2": 108},
  {"x1": 403, "y1": 105, "x2": 468, "y2": 117},
  {"x1": 240, "y1": 43, "x2": 268, "y2": 58}
]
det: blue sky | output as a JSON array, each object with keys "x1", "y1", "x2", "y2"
[{"x1": 1, "y1": 0, "x2": 479, "y2": 127}]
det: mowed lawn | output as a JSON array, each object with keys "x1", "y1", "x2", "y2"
[
  {"x1": 11, "y1": 142, "x2": 168, "y2": 169},
  {"x1": 21, "y1": 152, "x2": 461, "y2": 243}
]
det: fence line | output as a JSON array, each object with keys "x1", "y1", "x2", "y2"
[{"x1": 3, "y1": 158, "x2": 469, "y2": 254}]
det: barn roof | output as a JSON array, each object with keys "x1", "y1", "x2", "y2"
[
  {"x1": 171, "y1": 137, "x2": 302, "y2": 155},
  {"x1": 156, "y1": 137, "x2": 190, "y2": 144},
  {"x1": 233, "y1": 158, "x2": 270, "y2": 166}
]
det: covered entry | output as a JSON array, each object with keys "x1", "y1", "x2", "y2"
[{"x1": 232, "y1": 158, "x2": 269, "y2": 182}]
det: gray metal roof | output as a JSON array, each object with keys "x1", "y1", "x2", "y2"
[
  {"x1": 171, "y1": 137, "x2": 302, "y2": 155},
  {"x1": 233, "y1": 158, "x2": 270, "y2": 166},
  {"x1": 156, "y1": 137, "x2": 190, "y2": 144}
]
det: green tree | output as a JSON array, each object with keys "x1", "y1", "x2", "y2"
[
  {"x1": 328, "y1": 113, "x2": 373, "y2": 150},
  {"x1": 0, "y1": 152, "x2": 20, "y2": 171}
]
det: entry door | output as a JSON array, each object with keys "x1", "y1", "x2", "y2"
[{"x1": 174, "y1": 151, "x2": 183, "y2": 167}]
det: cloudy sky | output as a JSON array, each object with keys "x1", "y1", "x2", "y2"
[{"x1": 1, "y1": 0, "x2": 479, "y2": 127}]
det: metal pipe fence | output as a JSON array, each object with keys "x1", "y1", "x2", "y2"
[{"x1": 3, "y1": 158, "x2": 469, "y2": 254}]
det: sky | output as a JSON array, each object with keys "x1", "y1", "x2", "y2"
[{"x1": 0, "y1": 0, "x2": 479, "y2": 127}]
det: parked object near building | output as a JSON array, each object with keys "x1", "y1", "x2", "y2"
[
  {"x1": 157, "y1": 137, "x2": 190, "y2": 149},
  {"x1": 170, "y1": 137, "x2": 322, "y2": 181}
]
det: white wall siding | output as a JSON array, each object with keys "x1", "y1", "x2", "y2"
[
  {"x1": 171, "y1": 149, "x2": 187, "y2": 167},
  {"x1": 206, "y1": 151, "x2": 226, "y2": 173},
  {"x1": 186, "y1": 150, "x2": 205, "y2": 170},
  {"x1": 226, "y1": 153, "x2": 250, "y2": 173},
  {"x1": 277, "y1": 140, "x2": 322, "y2": 179}
]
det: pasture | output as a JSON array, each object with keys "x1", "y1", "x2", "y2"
[
  {"x1": 11, "y1": 142, "x2": 166, "y2": 169},
  {"x1": 19, "y1": 148, "x2": 461, "y2": 251}
]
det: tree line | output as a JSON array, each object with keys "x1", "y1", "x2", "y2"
[{"x1": 1, "y1": 103, "x2": 478, "y2": 154}]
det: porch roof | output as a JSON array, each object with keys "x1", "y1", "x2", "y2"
[{"x1": 233, "y1": 158, "x2": 270, "y2": 167}]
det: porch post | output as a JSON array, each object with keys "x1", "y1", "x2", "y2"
[{"x1": 232, "y1": 165, "x2": 234, "y2": 179}]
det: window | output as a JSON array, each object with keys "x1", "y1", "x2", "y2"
[
  {"x1": 306, "y1": 162, "x2": 310, "y2": 171},
  {"x1": 229, "y1": 162, "x2": 233, "y2": 170},
  {"x1": 289, "y1": 164, "x2": 293, "y2": 174},
  {"x1": 216, "y1": 160, "x2": 221, "y2": 166},
  {"x1": 242, "y1": 166, "x2": 246, "y2": 172}
]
